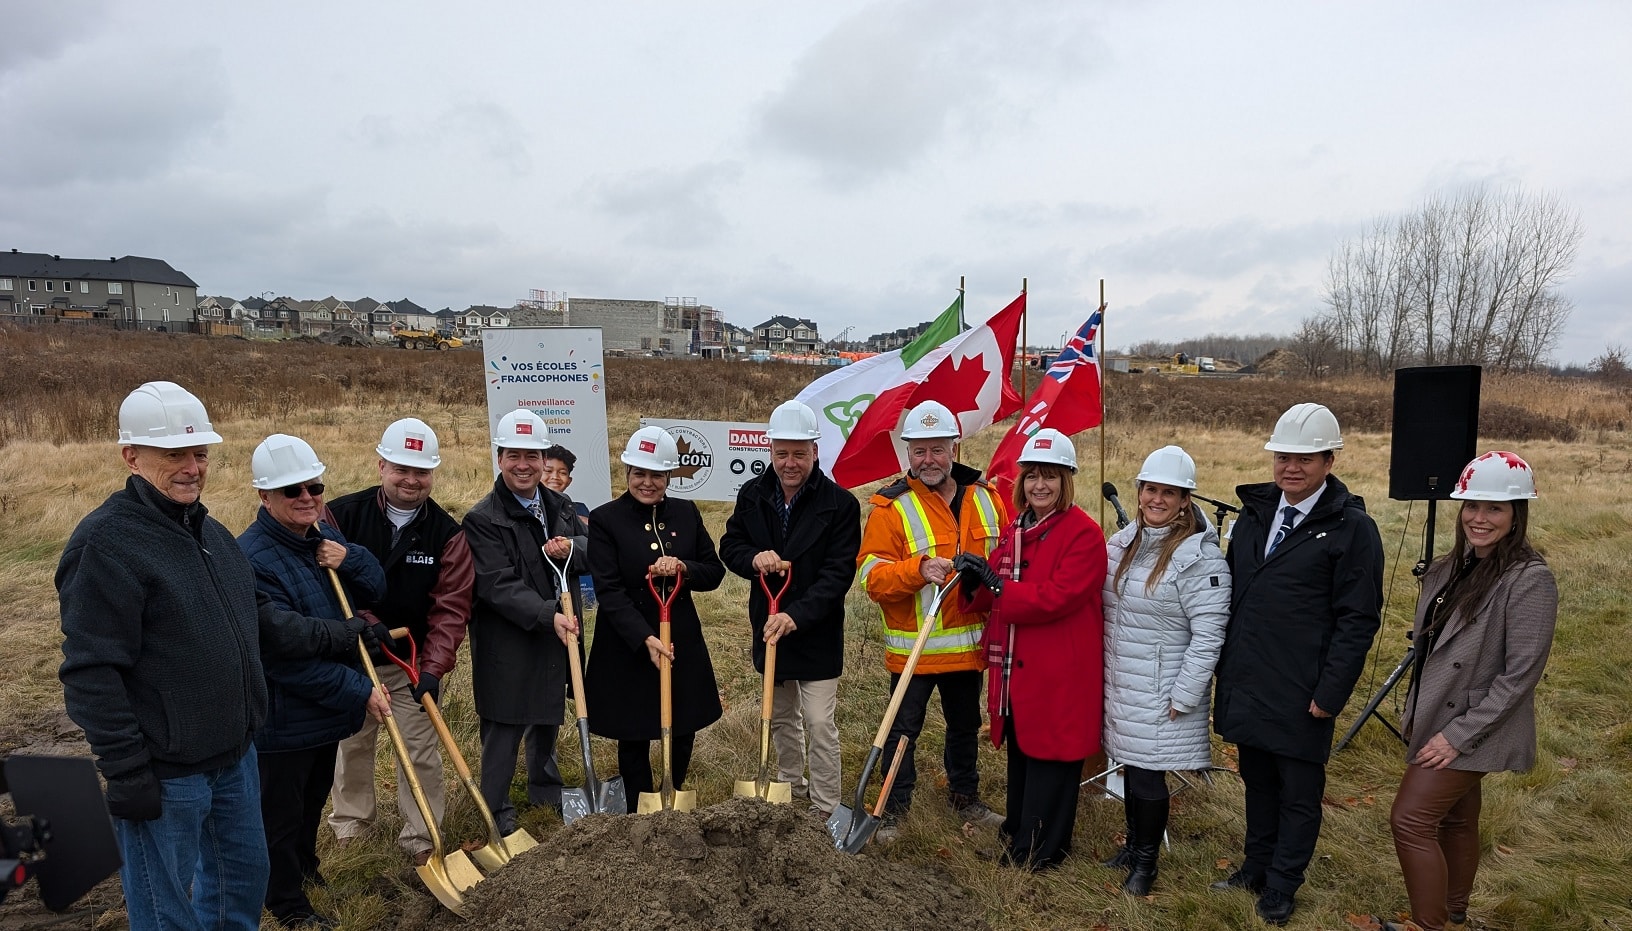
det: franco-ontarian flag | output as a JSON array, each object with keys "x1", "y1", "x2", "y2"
[{"x1": 794, "y1": 294, "x2": 964, "y2": 475}]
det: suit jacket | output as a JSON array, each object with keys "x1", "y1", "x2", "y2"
[
  {"x1": 719, "y1": 466, "x2": 860, "y2": 682},
  {"x1": 1403, "y1": 551, "x2": 1557, "y2": 772}
]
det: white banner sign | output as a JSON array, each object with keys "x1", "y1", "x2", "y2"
[
  {"x1": 481, "y1": 327, "x2": 612, "y2": 508},
  {"x1": 639, "y1": 418, "x2": 772, "y2": 502}
]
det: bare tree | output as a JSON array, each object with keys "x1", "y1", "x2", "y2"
[{"x1": 1315, "y1": 186, "x2": 1582, "y2": 375}]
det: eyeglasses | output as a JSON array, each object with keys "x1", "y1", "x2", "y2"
[{"x1": 278, "y1": 483, "x2": 325, "y2": 499}]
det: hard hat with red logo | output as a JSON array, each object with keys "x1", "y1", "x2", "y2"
[
  {"x1": 1017, "y1": 428, "x2": 1077, "y2": 472},
  {"x1": 377, "y1": 417, "x2": 441, "y2": 469},
  {"x1": 621, "y1": 425, "x2": 680, "y2": 471},
  {"x1": 118, "y1": 381, "x2": 224, "y2": 448},
  {"x1": 1450, "y1": 450, "x2": 1537, "y2": 501},
  {"x1": 492, "y1": 409, "x2": 551, "y2": 450}
]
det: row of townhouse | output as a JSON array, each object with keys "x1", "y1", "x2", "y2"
[
  {"x1": 197, "y1": 295, "x2": 511, "y2": 340},
  {"x1": 0, "y1": 250, "x2": 197, "y2": 328}
]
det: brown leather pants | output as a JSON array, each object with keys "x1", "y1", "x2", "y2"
[{"x1": 1389, "y1": 765, "x2": 1484, "y2": 931}]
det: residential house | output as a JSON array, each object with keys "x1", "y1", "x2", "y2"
[
  {"x1": 253, "y1": 296, "x2": 304, "y2": 337},
  {"x1": 384, "y1": 298, "x2": 438, "y2": 333},
  {"x1": 195, "y1": 295, "x2": 245, "y2": 323},
  {"x1": 752, "y1": 315, "x2": 821, "y2": 353},
  {"x1": 0, "y1": 250, "x2": 198, "y2": 327},
  {"x1": 458, "y1": 304, "x2": 510, "y2": 339}
]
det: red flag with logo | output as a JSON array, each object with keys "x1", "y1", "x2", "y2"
[
  {"x1": 986, "y1": 304, "x2": 1105, "y2": 500},
  {"x1": 832, "y1": 293, "x2": 1027, "y2": 488}
]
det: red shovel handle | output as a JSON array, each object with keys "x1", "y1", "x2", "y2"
[
  {"x1": 646, "y1": 570, "x2": 683, "y2": 619},
  {"x1": 758, "y1": 562, "x2": 793, "y2": 613},
  {"x1": 379, "y1": 627, "x2": 420, "y2": 686}
]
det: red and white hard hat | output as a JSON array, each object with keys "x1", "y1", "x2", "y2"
[
  {"x1": 118, "y1": 381, "x2": 224, "y2": 448},
  {"x1": 492, "y1": 410, "x2": 551, "y2": 450},
  {"x1": 1451, "y1": 450, "x2": 1537, "y2": 501},
  {"x1": 1017, "y1": 428, "x2": 1077, "y2": 473},
  {"x1": 621, "y1": 425, "x2": 680, "y2": 471},
  {"x1": 377, "y1": 417, "x2": 441, "y2": 469}
]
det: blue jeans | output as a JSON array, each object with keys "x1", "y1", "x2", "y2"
[{"x1": 116, "y1": 746, "x2": 268, "y2": 931}]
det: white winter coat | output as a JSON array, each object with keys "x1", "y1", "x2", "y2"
[{"x1": 1102, "y1": 510, "x2": 1231, "y2": 770}]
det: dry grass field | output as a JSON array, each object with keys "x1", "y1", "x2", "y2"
[{"x1": 3, "y1": 324, "x2": 1631, "y2": 930}]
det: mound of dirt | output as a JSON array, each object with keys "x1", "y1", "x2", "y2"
[
  {"x1": 454, "y1": 799, "x2": 988, "y2": 931},
  {"x1": 1250, "y1": 347, "x2": 1304, "y2": 375}
]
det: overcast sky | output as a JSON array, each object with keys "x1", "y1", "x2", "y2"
[{"x1": 3, "y1": 1, "x2": 1628, "y2": 363}]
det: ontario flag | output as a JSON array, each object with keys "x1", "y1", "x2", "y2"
[
  {"x1": 828, "y1": 293, "x2": 1028, "y2": 488},
  {"x1": 985, "y1": 304, "x2": 1105, "y2": 499}
]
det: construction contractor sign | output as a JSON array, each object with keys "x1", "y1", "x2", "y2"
[
  {"x1": 482, "y1": 326, "x2": 612, "y2": 508},
  {"x1": 639, "y1": 418, "x2": 772, "y2": 502}
]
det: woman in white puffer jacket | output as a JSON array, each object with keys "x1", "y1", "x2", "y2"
[{"x1": 1101, "y1": 445, "x2": 1231, "y2": 896}]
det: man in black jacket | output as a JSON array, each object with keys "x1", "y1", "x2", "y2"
[
  {"x1": 462, "y1": 410, "x2": 587, "y2": 833},
  {"x1": 720, "y1": 401, "x2": 860, "y2": 820},
  {"x1": 1211, "y1": 403, "x2": 1384, "y2": 926},
  {"x1": 327, "y1": 418, "x2": 475, "y2": 865},
  {"x1": 57, "y1": 382, "x2": 381, "y2": 931}
]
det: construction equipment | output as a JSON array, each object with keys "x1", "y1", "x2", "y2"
[
  {"x1": 394, "y1": 327, "x2": 463, "y2": 351},
  {"x1": 637, "y1": 572, "x2": 698, "y2": 814},
  {"x1": 547, "y1": 541, "x2": 627, "y2": 822},
  {"x1": 734, "y1": 564, "x2": 794, "y2": 804},
  {"x1": 828, "y1": 579, "x2": 959, "y2": 851},
  {"x1": 374, "y1": 629, "x2": 539, "y2": 872},
  {"x1": 322, "y1": 564, "x2": 482, "y2": 914}
]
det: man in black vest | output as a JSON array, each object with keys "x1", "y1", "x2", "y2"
[
  {"x1": 720, "y1": 400, "x2": 860, "y2": 820},
  {"x1": 327, "y1": 418, "x2": 474, "y2": 865}
]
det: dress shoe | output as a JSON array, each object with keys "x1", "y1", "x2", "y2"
[
  {"x1": 1255, "y1": 888, "x2": 1296, "y2": 926},
  {"x1": 1209, "y1": 869, "x2": 1266, "y2": 894}
]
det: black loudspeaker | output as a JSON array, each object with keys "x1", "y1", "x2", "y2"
[{"x1": 1390, "y1": 365, "x2": 1481, "y2": 500}]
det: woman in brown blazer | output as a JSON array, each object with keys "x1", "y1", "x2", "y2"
[{"x1": 1376, "y1": 451, "x2": 1558, "y2": 931}]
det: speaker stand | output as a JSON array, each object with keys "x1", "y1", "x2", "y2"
[{"x1": 1334, "y1": 499, "x2": 1437, "y2": 752}]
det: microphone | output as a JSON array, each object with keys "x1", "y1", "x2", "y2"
[
  {"x1": 1192, "y1": 493, "x2": 1241, "y2": 515},
  {"x1": 1101, "y1": 482, "x2": 1130, "y2": 529}
]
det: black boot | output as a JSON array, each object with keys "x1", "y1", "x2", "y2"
[
  {"x1": 1122, "y1": 795, "x2": 1168, "y2": 896},
  {"x1": 1102, "y1": 794, "x2": 1136, "y2": 870}
]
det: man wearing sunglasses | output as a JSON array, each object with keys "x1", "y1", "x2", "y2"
[
  {"x1": 327, "y1": 418, "x2": 474, "y2": 867},
  {"x1": 238, "y1": 433, "x2": 391, "y2": 930}
]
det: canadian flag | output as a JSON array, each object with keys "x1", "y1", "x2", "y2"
[{"x1": 831, "y1": 293, "x2": 1027, "y2": 487}]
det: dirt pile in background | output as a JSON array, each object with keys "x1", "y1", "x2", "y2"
[{"x1": 450, "y1": 798, "x2": 988, "y2": 931}]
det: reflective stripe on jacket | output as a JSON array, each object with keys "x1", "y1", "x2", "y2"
[{"x1": 858, "y1": 466, "x2": 1008, "y2": 674}]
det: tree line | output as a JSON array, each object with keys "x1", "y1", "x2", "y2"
[{"x1": 1295, "y1": 187, "x2": 1582, "y2": 376}]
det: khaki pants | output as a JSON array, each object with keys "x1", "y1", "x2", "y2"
[
  {"x1": 328, "y1": 664, "x2": 445, "y2": 855},
  {"x1": 771, "y1": 677, "x2": 840, "y2": 813}
]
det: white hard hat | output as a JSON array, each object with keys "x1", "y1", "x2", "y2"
[
  {"x1": 251, "y1": 434, "x2": 326, "y2": 489},
  {"x1": 899, "y1": 400, "x2": 961, "y2": 440},
  {"x1": 1017, "y1": 428, "x2": 1077, "y2": 473},
  {"x1": 492, "y1": 410, "x2": 551, "y2": 450},
  {"x1": 1136, "y1": 445, "x2": 1197, "y2": 490},
  {"x1": 766, "y1": 400, "x2": 821, "y2": 441},
  {"x1": 621, "y1": 426, "x2": 680, "y2": 471},
  {"x1": 1265, "y1": 402, "x2": 1344, "y2": 453},
  {"x1": 1451, "y1": 450, "x2": 1538, "y2": 501},
  {"x1": 118, "y1": 381, "x2": 224, "y2": 448},
  {"x1": 377, "y1": 417, "x2": 441, "y2": 469}
]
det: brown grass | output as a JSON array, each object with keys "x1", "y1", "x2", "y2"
[{"x1": 4, "y1": 327, "x2": 1631, "y2": 929}]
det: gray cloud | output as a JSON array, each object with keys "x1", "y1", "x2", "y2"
[
  {"x1": 1095, "y1": 218, "x2": 1350, "y2": 279},
  {"x1": 348, "y1": 98, "x2": 533, "y2": 177},
  {"x1": 970, "y1": 200, "x2": 1148, "y2": 229},
  {"x1": 0, "y1": 48, "x2": 228, "y2": 186},
  {"x1": 754, "y1": 1, "x2": 1099, "y2": 185},
  {"x1": 588, "y1": 162, "x2": 744, "y2": 249},
  {"x1": 0, "y1": 0, "x2": 113, "y2": 75}
]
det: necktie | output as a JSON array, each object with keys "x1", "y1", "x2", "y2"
[
  {"x1": 1268, "y1": 505, "x2": 1299, "y2": 554},
  {"x1": 528, "y1": 500, "x2": 543, "y2": 523}
]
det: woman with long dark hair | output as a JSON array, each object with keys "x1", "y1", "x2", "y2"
[
  {"x1": 1375, "y1": 451, "x2": 1557, "y2": 931},
  {"x1": 1101, "y1": 445, "x2": 1229, "y2": 895}
]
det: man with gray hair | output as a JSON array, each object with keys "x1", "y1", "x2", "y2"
[{"x1": 57, "y1": 381, "x2": 384, "y2": 931}]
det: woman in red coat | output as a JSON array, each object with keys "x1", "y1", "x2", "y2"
[{"x1": 956, "y1": 428, "x2": 1106, "y2": 870}]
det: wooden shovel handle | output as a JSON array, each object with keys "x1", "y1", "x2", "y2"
[
  {"x1": 872, "y1": 735, "x2": 910, "y2": 818},
  {"x1": 759, "y1": 640, "x2": 777, "y2": 723},
  {"x1": 868, "y1": 579, "x2": 958, "y2": 750}
]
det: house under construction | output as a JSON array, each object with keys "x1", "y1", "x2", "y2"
[{"x1": 510, "y1": 291, "x2": 726, "y2": 357}]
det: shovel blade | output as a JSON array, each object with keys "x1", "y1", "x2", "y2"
[
  {"x1": 826, "y1": 805, "x2": 880, "y2": 852},
  {"x1": 416, "y1": 850, "x2": 483, "y2": 916},
  {"x1": 597, "y1": 777, "x2": 627, "y2": 815},
  {"x1": 734, "y1": 778, "x2": 794, "y2": 803},
  {"x1": 469, "y1": 842, "x2": 507, "y2": 872},
  {"x1": 637, "y1": 788, "x2": 697, "y2": 813},
  {"x1": 561, "y1": 787, "x2": 593, "y2": 825}
]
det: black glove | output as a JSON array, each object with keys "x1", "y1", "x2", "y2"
[
  {"x1": 105, "y1": 768, "x2": 162, "y2": 822},
  {"x1": 952, "y1": 553, "x2": 1004, "y2": 595},
  {"x1": 411, "y1": 671, "x2": 441, "y2": 710},
  {"x1": 344, "y1": 616, "x2": 391, "y2": 664}
]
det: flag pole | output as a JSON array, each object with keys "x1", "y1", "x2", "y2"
[
  {"x1": 958, "y1": 275, "x2": 966, "y2": 330},
  {"x1": 1020, "y1": 277, "x2": 1028, "y2": 400},
  {"x1": 1098, "y1": 278, "x2": 1107, "y2": 529}
]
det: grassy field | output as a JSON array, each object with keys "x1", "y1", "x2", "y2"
[{"x1": 2, "y1": 325, "x2": 1630, "y2": 930}]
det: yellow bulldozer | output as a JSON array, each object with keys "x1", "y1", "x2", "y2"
[{"x1": 394, "y1": 328, "x2": 463, "y2": 351}]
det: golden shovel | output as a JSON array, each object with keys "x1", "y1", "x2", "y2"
[
  {"x1": 322, "y1": 562, "x2": 483, "y2": 915},
  {"x1": 637, "y1": 572, "x2": 698, "y2": 813},
  {"x1": 734, "y1": 565, "x2": 793, "y2": 804}
]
